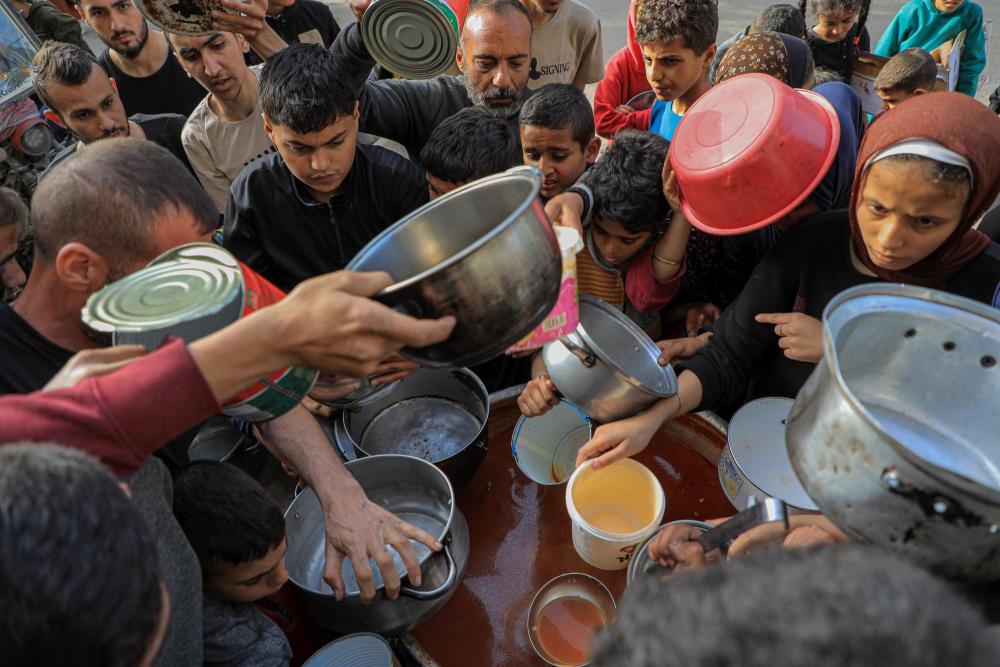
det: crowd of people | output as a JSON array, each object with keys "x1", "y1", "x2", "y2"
[{"x1": 1, "y1": 0, "x2": 999, "y2": 664}]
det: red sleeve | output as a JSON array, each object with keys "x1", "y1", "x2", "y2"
[
  {"x1": 626, "y1": 246, "x2": 686, "y2": 314},
  {"x1": 0, "y1": 339, "x2": 220, "y2": 477},
  {"x1": 594, "y1": 50, "x2": 655, "y2": 138}
]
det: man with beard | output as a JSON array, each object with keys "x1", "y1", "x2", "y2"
[
  {"x1": 69, "y1": 0, "x2": 210, "y2": 115},
  {"x1": 333, "y1": 0, "x2": 534, "y2": 160},
  {"x1": 31, "y1": 41, "x2": 191, "y2": 175}
]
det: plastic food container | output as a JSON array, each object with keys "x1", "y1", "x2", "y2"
[
  {"x1": 511, "y1": 400, "x2": 592, "y2": 485},
  {"x1": 670, "y1": 73, "x2": 840, "y2": 236},
  {"x1": 565, "y1": 459, "x2": 665, "y2": 570}
]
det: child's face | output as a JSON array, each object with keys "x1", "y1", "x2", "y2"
[
  {"x1": 591, "y1": 217, "x2": 653, "y2": 266},
  {"x1": 427, "y1": 173, "x2": 463, "y2": 200},
  {"x1": 264, "y1": 105, "x2": 359, "y2": 203},
  {"x1": 205, "y1": 538, "x2": 289, "y2": 604},
  {"x1": 876, "y1": 87, "x2": 926, "y2": 112},
  {"x1": 934, "y1": 0, "x2": 964, "y2": 13},
  {"x1": 856, "y1": 160, "x2": 969, "y2": 272},
  {"x1": 520, "y1": 125, "x2": 599, "y2": 199},
  {"x1": 642, "y1": 39, "x2": 715, "y2": 103},
  {"x1": 813, "y1": 10, "x2": 858, "y2": 42}
]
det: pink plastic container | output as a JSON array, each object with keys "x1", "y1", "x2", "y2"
[{"x1": 669, "y1": 73, "x2": 841, "y2": 236}]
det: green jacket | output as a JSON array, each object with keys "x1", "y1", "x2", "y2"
[{"x1": 25, "y1": 0, "x2": 93, "y2": 56}]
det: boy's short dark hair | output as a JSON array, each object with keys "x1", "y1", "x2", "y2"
[
  {"x1": 31, "y1": 41, "x2": 99, "y2": 113},
  {"x1": 750, "y1": 4, "x2": 806, "y2": 38},
  {"x1": 592, "y1": 546, "x2": 996, "y2": 667},
  {"x1": 518, "y1": 83, "x2": 596, "y2": 150},
  {"x1": 419, "y1": 106, "x2": 521, "y2": 184},
  {"x1": 585, "y1": 129, "x2": 671, "y2": 234},
  {"x1": 0, "y1": 443, "x2": 163, "y2": 667},
  {"x1": 173, "y1": 461, "x2": 286, "y2": 575},
  {"x1": 260, "y1": 43, "x2": 357, "y2": 135},
  {"x1": 874, "y1": 48, "x2": 938, "y2": 93},
  {"x1": 0, "y1": 186, "x2": 28, "y2": 232},
  {"x1": 635, "y1": 0, "x2": 718, "y2": 55}
]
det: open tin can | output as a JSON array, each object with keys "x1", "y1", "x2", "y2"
[
  {"x1": 82, "y1": 243, "x2": 316, "y2": 422},
  {"x1": 362, "y1": 0, "x2": 470, "y2": 79}
]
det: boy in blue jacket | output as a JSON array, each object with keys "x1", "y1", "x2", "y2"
[{"x1": 874, "y1": 0, "x2": 985, "y2": 96}]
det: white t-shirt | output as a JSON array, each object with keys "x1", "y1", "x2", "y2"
[
  {"x1": 182, "y1": 65, "x2": 275, "y2": 214},
  {"x1": 528, "y1": 0, "x2": 604, "y2": 88}
]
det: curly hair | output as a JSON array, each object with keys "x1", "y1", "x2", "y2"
[
  {"x1": 635, "y1": 0, "x2": 718, "y2": 55},
  {"x1": 584, "y1": 129, "x2": 671, "y2": 234}
]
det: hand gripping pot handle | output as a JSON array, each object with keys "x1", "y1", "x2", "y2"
[
  {"x1": 560, "y1": 331, "x2": 597, "y2": 368},
  {"x1": 399, "y1": 543, "x2": 457, "y2": 600}
]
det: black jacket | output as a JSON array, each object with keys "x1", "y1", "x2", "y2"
[
  {"x1": 246, "y1": 0, "x2": 340, "y2": 65},
  {"x1": 329, "y1": 21, "x2": 526, "y2": 160},
  {"x1": 222, "y1": 143, "x2": 428, "y2": 292}
]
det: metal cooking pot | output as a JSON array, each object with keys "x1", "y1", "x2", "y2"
[
  {"x1": 719, "y1": 397, "x2": 819, "y2": 512},
  {"x1": 542, "y1": 296, "x2": 678, "y2": 423},
  {"x1": 346, "y1": 166, "x2": 561, "y2": 367},
  {"x1": 786, "y1": 284, "x2": 1000, "y2": 582},
  {"x1": 337, "y1": 367, "x2": 489, "y2": 486},
  {"x1": 284, "y1": 455, "x2": 469, "y2": 635}
]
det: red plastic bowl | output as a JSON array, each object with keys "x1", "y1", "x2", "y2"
[{"x1": 669, "y1": 73, "x2": 841, "y2": 236}]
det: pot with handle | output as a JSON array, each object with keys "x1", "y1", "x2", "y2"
[
  {"x1": 346, "y1": 166, "x2": 561, "y2": 368},
  {"x1": 284, "y1": 455, "x2": 470, "y2": 635},
  {"x1": 542, "y1": 295, "x2": 677, "y2": 423},
  {"x1": 786, "y1": 283, "x2": 1000, "y2": 582}
]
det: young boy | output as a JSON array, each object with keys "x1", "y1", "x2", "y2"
[
  {"x1": 519, "y1": 83, "x2": 600, "y2": 201},
  {"x1": 637, "y1": 0, "x2": 718, "y2": 141},
  {"x1": 419, "y1": 106, "x2": 522, "y2": 200},
  {"x1": 518, "y1": 131, "x2": 694, "y2": 416},
  {"x1": 173, "y1": 461, "x2": 293, "y2": 666},
  {"x1": 875, "y1": 0, "x2": 986, "y2": 97},
  {"x1": 874, "y1": 47, "x2": 939, "y2": 111},
  {"x1": 223, "y1": 43, "x2": 427, "y2": 292}
]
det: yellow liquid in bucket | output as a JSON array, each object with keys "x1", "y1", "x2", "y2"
[{"x1": 571, "y1": 460, "x2": 660, "y2": 535}]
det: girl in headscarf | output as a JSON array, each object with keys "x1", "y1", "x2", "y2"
[
  {"x1": 572, "y1": 92, "x2": 1000, "y2": 469},
  {"x1": 715, "y1": 31, "x2": 815, "y2": 89}
]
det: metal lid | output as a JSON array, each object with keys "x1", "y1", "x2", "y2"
[
  {"x1": 134, "y1": 0, "x2": 222, "y2": 36},
  {"x1": 302, "y1": 633, "x2": 394, "y2": 667},
  {"x1": 728, "y1": 397, "x2": 817, "y2": 511},
  {"x1": 81, "y1": 245, "x2": 243, "y2": 347},
  {"x1": 362, "y1": 0, "x2": 459, "y2": 79},
  {"x1": 575, "y1": 295, "x2": 677, "y2": 397}
]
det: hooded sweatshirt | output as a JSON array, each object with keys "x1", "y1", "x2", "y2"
[
  {"x1": 593, "y1": 1, "x2": 654, "y2": 138},
  {"x1": 874, "y1": 0, "x2": 985, "y2": 96}
]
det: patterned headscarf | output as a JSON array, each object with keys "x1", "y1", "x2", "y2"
[{"x1": 716, "y1": 32, "x2": 813, "y2": 88}]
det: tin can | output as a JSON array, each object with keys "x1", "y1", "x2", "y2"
[
  {"x1": 82, "y1": 243, "x2": 317, "y2": 422},
  {"x1": 362, "y1": 0, "x2": 471, "y2": 79}
]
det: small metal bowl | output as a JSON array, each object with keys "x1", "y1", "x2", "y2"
[
  {"x1": 626, "y1": 520, "x2": 714, "y2": 587},
  {"x1": 527, "y1": 573, "x2": 616, "y2": 667}
]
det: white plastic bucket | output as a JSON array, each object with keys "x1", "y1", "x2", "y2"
[
  {"x1": 565, "y1": 459, "x2": 666, "y2": 570},
  {"x1": 511, "y1": 400, "x2": 592, "y2": 485}
]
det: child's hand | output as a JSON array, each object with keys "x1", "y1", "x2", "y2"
[
  {"x1": 544, "y1": 191, "x2": 585, "y2": 235},
  {"x1": 574, "y1": 405, "x2": 664, "y2": 469},
  {"x1": 662, "y1": 151, "x2": 682, "y2": 211},
  {"x1": 685, "y1": 303, "x2": 721, "y2": 335},
  {"x1": 517, "y1": 374, "x2": 560, "y2": 417},
  {"x1": 647, "y1": 522, "x2": 722, "y2": 572},
  {"x1": 614, "y1": 104, "x2": 637, "y2": 114},
  {"x1": 783, "y1": 524, "x2": 839, "y2": 550},
  {"x1": 656, "y1": 332, "x2": 711, "y2": 365},
  {"x1": 755, "y1": 312, "x2": 824, "y2": 363}
]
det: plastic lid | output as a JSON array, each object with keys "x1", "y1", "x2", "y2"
[
  {"x1": 728, "y1": 397, "x2": 818, "y2": 511},
  {"x1": 362, "y1": 0, "x2": 458, "y2": 79}
]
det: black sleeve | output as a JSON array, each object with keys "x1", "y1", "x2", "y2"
[
  {"x1": 391, "y1": 160, "x2": 429, "y2": 219},
  {"x1": 222, "y1": 181, "x2": 272, "y2": 280},
  {"x1": 328, "y1": 21, "x2": 377, "y2": 98},
  {"x1": 679, "y1": 229, "x2": 809, "y2": 411}
]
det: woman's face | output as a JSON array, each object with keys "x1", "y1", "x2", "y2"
[{"x1": 856, "y1": 160, "x2": 970, "y2": 272}]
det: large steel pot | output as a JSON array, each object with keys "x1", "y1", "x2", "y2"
[
  {"x1": 284, "y1": 455, "x2": 470, "y2": 635},
  {"x1": 337, "y1": 367, "x2": 489, "y2": 486},
  {"x1": 346, "y1": 166, "x2": 561, "y2": 367},
  {"x1": 542, "y1": 296, "x2": 677, "y2": 423},
  {"x1": 786, "y1": 284, "x2": 1000, "y2": 582}
]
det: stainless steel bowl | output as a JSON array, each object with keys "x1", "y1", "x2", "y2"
[
  {"x1": 625, "y1": 520, "x2": 713, "y2": 587},
  {"x1": 346, "y1": 167, "x2": 561, "y2": 367},
  {"x1": 527, "y1": 573, "x2": 617, "y2": 667}
]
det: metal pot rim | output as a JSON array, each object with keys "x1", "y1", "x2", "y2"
[
  {"x1": 285, "y1": 454, "x2": 456, "y2": 599},
  {"x1": 346, "y1": 166, "x2": 543, "y2": 295},
  {"x1": 340, "y1": 368, "x2": 490, "y2": 462},
  {"x1": 819, "y1": 283, "x2": 1000, "y2": 500},
  {"x1": 570, "y1": 296, "x2": 678, "y2": 398}
]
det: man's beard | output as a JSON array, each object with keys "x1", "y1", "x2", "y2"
[
  {"x1": 102, "y1": 18, "x2": 149, "y2": 59},
  {"x1": 465, "y1": 78, "x2": 524, "y2": 119}
]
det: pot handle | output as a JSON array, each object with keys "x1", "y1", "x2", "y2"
[
  {"x1": 560, "y1": 332, "x2": 597, "y2": 368},
  {"x1": 399, "y1": 543, "x2": 457, "y2": 601}
]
